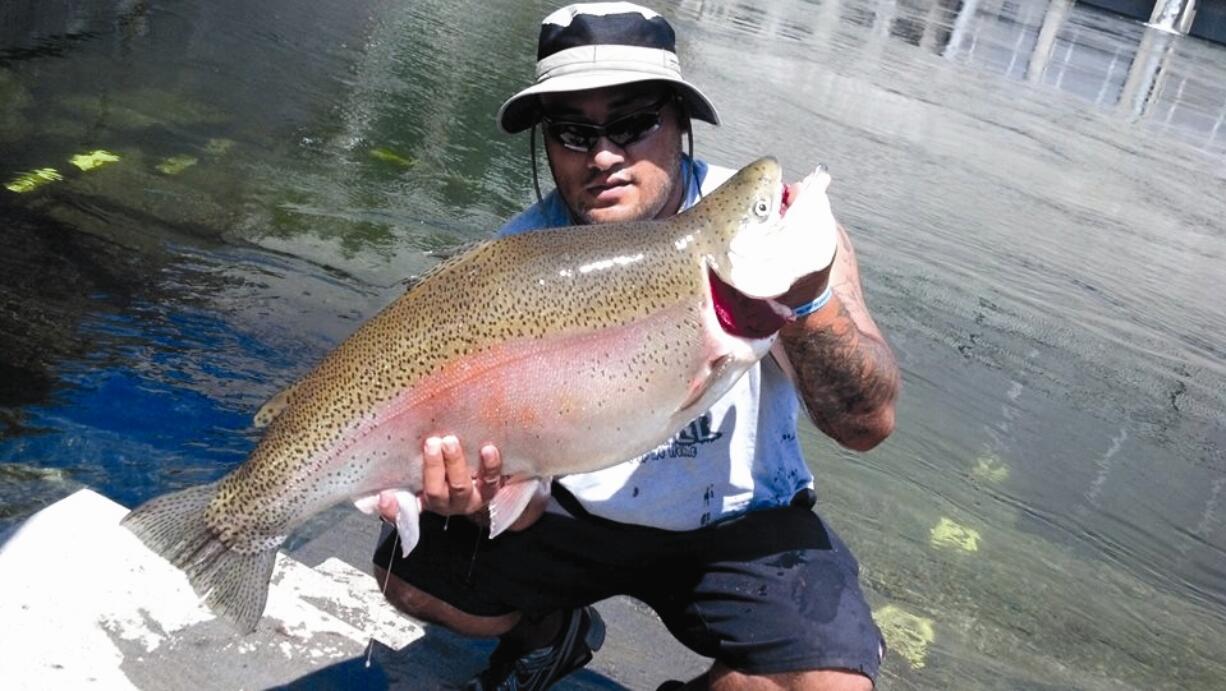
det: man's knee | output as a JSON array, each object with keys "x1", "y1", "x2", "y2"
[
  {"x1": 373, "y1": 566, "x2": 520, "y2": 638},
  {"x1": 706, "y1": 663, "x2": 874, "y2": 691}
]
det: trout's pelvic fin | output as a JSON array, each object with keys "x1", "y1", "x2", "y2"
[
  {"x1": 354, "y1": 490, "x2": 421, "y2": 558},
  {"x1": 253, "y1": 380, "x2": 302, "y2": 428},
  {"x1": 392, "y1": 491, "x2": 421, "y2": 557},
  {"x1": 121, "y1": 481, "x2": 277, "y2": 634}
]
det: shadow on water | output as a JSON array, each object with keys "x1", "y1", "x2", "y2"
[
  {"x1": 0, "y1": 228, "x2": 391, "y2": 523},
  {"x1": 0, "y1": 208, "x2": 145, "y2": 410},
  {"x1": 1, "y1": 0, "x2": 1224, "y2": 688}
]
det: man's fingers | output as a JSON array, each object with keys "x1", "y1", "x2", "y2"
[
  {"x1": 377, "y1": 489, "x2": 399, "y2": 521},
  {"x1": 441, "y1": 435, "x2": 479, "y2": 513},
  {"x1": 420, "y1": 434, "x2": 497, "y2": 516},
  {"x1": 441, "y1": 435, "x2": 469, "y2": 489},
  {"x1": 480, "y1": 445, "x2": 502, "y2": 484},
  {"x1": 478, "y1": 444, "x2": 503, "y2": 502},
  {"x1": 421, "y1": 436, "x2": 448, "y2": 508}
]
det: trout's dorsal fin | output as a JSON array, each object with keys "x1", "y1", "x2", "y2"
[
  {"x1": 253, "y1": 381, "x2": 302, "y2": 428},
  {"x1": 406, "y1": 240, "x2": 487, "y2": 292}
]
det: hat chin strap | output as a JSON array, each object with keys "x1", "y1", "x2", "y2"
[
  {"x1": 681, "y1": 101, "x2": 700, "y2": 202},
  {"x1": 530, "y1": 123, "x2": 579, "y2": 224},
  {"x1": 530, "y1": 121, "x2": 545, "y2": 204}
]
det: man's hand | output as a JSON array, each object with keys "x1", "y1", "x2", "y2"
[
  {"x1": 428, "y1": 435, "x2": 504, "y2": 515},
  {"x1": 777, "y1": 269, "x2": 829, "y2": 310},
  {"x1": 777, "y1": 218, "x2": 900, "y2": 452},
  {"x1": 376, "y1": 436, "x2": 548, "y2": 531}
]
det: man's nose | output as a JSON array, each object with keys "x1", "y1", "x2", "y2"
[{"x1": 589, "y1": 137, "x2": 626, "y2": 169}]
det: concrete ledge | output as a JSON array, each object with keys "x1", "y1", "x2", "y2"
[
  {"x1": 0, "y1": 489, "x2": 425, "y2": 689},
  {"x1": 0, "y1": 489, "x2": 708, "y2": 689}
]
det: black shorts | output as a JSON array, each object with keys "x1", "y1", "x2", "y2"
[{"x1": 373, "y1": 486, "x2": 884, "y2": 678}]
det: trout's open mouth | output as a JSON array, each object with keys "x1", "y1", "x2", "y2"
[{"x1": 709, "y1": 267, "x2": 791, "y2": 339}]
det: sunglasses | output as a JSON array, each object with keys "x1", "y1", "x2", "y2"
[{"x1": 541, "y1": 96, "x2": 673, "y2": 152}]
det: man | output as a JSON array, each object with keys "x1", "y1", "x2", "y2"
[{"x1": 372, "y1": 4, "x2": 900, "y2": 690}]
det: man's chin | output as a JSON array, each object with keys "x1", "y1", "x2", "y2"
[{"x1": 580, "y1": 198, "x2": 652, "y2": 225}]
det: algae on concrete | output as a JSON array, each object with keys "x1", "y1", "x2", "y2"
[
  {"x1": 203, "y1": 138, "x2": 236, "y2": 156},
  {"x1": 929, "y1": 517, "x2": 981, "y2": 552},
  {"x1": 874, "y1": 605, "x2": 935, "y2": 669},
  {"x1": 69, "y1": 150, "x2": 122, "y2": 172},
  {"x1": 5, "y1": 168, "x2": 63, "y2": 194},
  {"x1": 369, "y1": 147, "x2": 416, "y2": 168},
  {"x1": 157, "y1": 154, "x2": 199, "y2": 175},
  {"x1": 971, "y1": 454, "x2": 1010, "y2": 484}
]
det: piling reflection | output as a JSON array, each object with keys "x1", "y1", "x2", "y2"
[{"x1": 678, "y1": 0, "x2": 1226, "y2": 156}]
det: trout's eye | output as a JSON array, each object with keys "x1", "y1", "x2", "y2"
[{"x1": 752, "y1": 198, "x2": 770, "y2": 219}]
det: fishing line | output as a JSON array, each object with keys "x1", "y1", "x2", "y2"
[
  {"x1": 466, "y1": 521, "x2": 485, "y2": 583},
  {"x1": 365, "y1": 528, "x2": 400, "y2": 669},
  {"x1": 685, "y1": 107, "x2": 699, "y2": 201}
]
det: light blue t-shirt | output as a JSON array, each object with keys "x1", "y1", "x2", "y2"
[{"x1": 499, "y1": 156, "x2": 816, "y2": 531}]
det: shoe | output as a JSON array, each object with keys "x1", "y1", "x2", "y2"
[{"x1": 464, "y1": 606, "x2": 606, "y2": 691}]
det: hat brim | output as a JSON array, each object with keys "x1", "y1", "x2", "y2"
[{"x1": 497, "y1": 71, "x2": 720, "y2": 134}]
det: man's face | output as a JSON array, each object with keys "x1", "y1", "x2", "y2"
[{"x1": 539, "y1": 84, "x2": 685, "y2": 225}]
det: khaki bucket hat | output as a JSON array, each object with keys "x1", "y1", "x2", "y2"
[{"x1": 497, "y1": 2, "x2": 720, "y2": 134}]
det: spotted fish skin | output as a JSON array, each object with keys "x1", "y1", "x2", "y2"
[{"x1": 122, "y1": 156, "x2": 837, "y2": 632}]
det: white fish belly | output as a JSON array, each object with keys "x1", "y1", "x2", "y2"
[{"x1": 316, "y1": 300, "x2": 749, "y2": 503}]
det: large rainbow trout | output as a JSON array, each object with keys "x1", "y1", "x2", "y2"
[{"x1": 122, "y1": 157, "x2": 838, "y2": 632}]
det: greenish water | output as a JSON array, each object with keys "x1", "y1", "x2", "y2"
[{"x1": 1, "y1": 0, "x2": 1224, "y2": 688}]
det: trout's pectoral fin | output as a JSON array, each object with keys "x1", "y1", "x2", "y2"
[
  {"x1": 253, "y1": 380, "x2": 303, "y2": 428},
  {"x1": 488, "y1": 477, "x2": 550, "y2": 539},
  {"x1": 676, "y1": 354, "x2": 733, "y2": 415}
]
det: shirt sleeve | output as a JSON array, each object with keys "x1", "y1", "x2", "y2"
[
  {"x1": 680, "y1": 156, "x2": 736, "y2": 211},
  {"x1": 497, "y1": 191, "x2": 572, "y2": 237}
]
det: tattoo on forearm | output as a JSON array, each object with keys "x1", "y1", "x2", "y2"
[{"x1": 780, "y1": 291, "x2": 900, "y2": 445}]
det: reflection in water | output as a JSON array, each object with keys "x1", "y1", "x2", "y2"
[
  {"x1": 682, "y1": 0, "x2": 1226, "y2": 156},
  {"x1": 949, "y1": 0, "x2": 1226, "y2": 153},
  {"x1": 1, "y1": 0, "x2": 1224, "y2": 688}
]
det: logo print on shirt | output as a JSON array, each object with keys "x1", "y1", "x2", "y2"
[{"x1": 641, "y1": 413, "x2": 724, "y2": 462}]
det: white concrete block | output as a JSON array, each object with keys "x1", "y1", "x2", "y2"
[{"x1": 0, "y1": 488, "x2": 424, "y2": 690}]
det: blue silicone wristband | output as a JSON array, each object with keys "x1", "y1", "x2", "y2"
[{"x1": 791, "y1": 285, "x2": 833, "y2": 318}]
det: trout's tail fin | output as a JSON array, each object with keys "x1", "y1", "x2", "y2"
[{"x1": 121, "y1": 481, "x2": 277, "y2": 633}]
